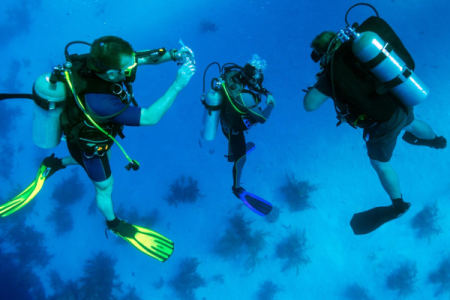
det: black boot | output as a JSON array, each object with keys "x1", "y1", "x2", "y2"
[{"x1": 402, "y1": 132, "x2": 447, "y2": 149}]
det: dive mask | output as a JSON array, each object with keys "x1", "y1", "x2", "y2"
[{"x1": 311, "y1": 50, "x2": 325, "y2": 63}]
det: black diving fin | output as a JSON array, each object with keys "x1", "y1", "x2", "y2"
[{"x1": 350, "y1": 198, "x2": 411, "y2": 235}]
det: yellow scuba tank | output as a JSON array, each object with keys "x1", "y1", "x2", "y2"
[
  {"x1": 32, "y1": 72, "x2": 67, "y2": 149},
  {"x1": 200, "y1": 88, "x2": 223, "y2": 141},
  {"x1": 352, "y1": 31, "x2": 429, "y2": 107}
]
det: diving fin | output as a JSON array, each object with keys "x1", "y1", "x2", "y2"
[
  {"x1": 402, "y1": 132, "x2": 447, "y2": 149},
  {"x1": 108, "y1": 218, "x2": 174, "y2": 262},
  {"x1": 0, "y1": 154, "x2": 65, "y2": 218},
  {"x1": 350, "y1": 198, "x2": 411, "y2": 235},
  {"x1": 232, "y1": 186, "x2": 273, "y2": 217},
  {"x1": 226, "y1": 142, "x2": 256, "y2": 162}
]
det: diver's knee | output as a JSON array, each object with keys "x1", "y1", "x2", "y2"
[
  {"x1": 370, "y1": 159, "x2": 391, "y2": 172},
  {"x1": 94, "y1": 175, "x2": 114, "y2": 195}
]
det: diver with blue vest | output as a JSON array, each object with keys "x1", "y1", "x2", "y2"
[
  {"x1": 0, "y1": 36, "x2": 196, "y2": 261},
  {"x1": 201, "y1": 55, "x2": 275, "y2": 216},
  {"x1": 303, "y1": 3, "x2": 446, "y2": 235}
]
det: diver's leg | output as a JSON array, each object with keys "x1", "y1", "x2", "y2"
[
  {"x1": 230, "y1": 131, "x2": 247, "y2": 188},
  {"x1": 93, "y1": 175, "x2": 115, "y2": 221},
  {"x1": 370, "y1": 159, "x2": 402, "y2": 200},
  {"x1": 402, "y1": 119, "x2": 436, "y2": 139},
  {"x1": 61, "y1": 156, "x2": 79, "y2": 166}
]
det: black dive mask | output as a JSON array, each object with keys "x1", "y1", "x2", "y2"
[
  {"x1": 311, "y1": 50, "x2": 326, "y2": 63},
  {"x1": 234, "y1": 64, "x2": 264, "y2": 89}
]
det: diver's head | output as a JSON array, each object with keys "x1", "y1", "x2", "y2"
[
  {"x1": 87, "y1": 36, "x2": 136, "y2": 82},
  {"x1": 235, "y1": 54, "x2": 267, "y2": 88},
  {"x1": 310, "y1": 31, "x2": 337, "y2": 64}
]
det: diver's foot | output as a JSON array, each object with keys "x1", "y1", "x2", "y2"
[
  {"x1": 402, "y1": 132, "x2": 447, "y2": 149},
  {"x1": 391, "y1": 198, "x2": 411, "y2": 218},
  {"x1": 41, "y1": 153, "x2": 66, "y2": 179},
  {"x1": 232, "y1": 186, "x2": 245, "y2": 199}
]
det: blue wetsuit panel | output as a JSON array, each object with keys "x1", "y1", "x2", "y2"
[
  {"x1": 68, "y1": 93, "x2": 142, "y2": 182},
  {"x1": 85, "y1": 93, "x2": 142, "y2": 126}
]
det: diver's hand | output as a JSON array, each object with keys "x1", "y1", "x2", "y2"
[
  {"x1": 266, "y1": 94, "x2": 276, "y2": 107},
  {"x1": 174, "y1": 62, "x2": 195, "y2": 89}
]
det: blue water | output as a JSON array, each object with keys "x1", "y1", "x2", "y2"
[{"x1": 0, "y1": 0, "x2": 449, "y2": 299}]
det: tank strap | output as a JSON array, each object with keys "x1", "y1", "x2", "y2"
[
  {"x1": 0, "y1": 93, "x2": 34, "y2": 101},
  {"x1": 361, "y1": 43, "x2": 394, "y2": 70},
  {"x1": 376, "y1": 68, "x2": 412, "y2": 95}
]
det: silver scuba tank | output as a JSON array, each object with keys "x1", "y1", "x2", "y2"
[
  {"x1": 32, "y1": 72, "x2": 67, "y2": 149},
  {"x1": 352, "y1": 31, "x2": 429, "y2": 106},
  {"x1": 200, "y1": 89, "x2": 223, "y2": 141}
]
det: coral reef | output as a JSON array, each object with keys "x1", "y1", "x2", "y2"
[
  {"x1": 46, "y1": 204, "x2": 74, "y2": 236},
  {"x1": 429, "y1": 256, "x2": 450, "y2": 298},
  {"x1": 265, "y1": 206, "x2": 280, "y2": 223},
  {"x1": 48, "y1": 252, "x2": 126, "y2": 300},
  {"x1": 169, "y1": 257, "x2": 207, "y2": 300},
  {"x1": 411, "y1": 202, "x2": 442, "y2": 240},
  {"x1": 275, "y1": 228, "x2": 310, "y2": 275},
  {"x1": 0, "y1": 248, "x2": 45, "y2": 300},
  {"x1": 342, "y1": 282, "x2": 373, "y2": 300},
  {"x1": 78, "y1": 252, "x2": 122, "y2": 299},
  {"x1": 243, "y1": 230, "x2": 270, "y2": 274},
  {"x1": 7, "y1": 221, "x2": 53, "y2": 267},
  {"x1": 165, "y1": 175, "x2": 203, "y2": 207},
  {"x1": 386, "y1": 261, "x2": 417, "y2": 298},
  {"x1": 256, "y1": 280, "x2": 283, "y2": 300},
  {"x1": 52, "y1": 171, "x2": 86, "y2": 206},
  {"x1": 199, "y1": 19, "x2": 218, "y2": 33},
  {"x1": 280, "y1": 174, "x2": 316, "y2": 212},
  {"x1": 214, "y1": 212, "x2": 252, "y2": 260},
  {"x1": 0, "y1": 217, "x2": 48, "y2": 299},
  {"x1": 214, "y1": 212, "x2": 269, "y2": 273}
]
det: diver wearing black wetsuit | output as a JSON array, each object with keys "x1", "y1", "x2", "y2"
[{"x1": 219, "y1": 64, "x2": 275, "y2": 197}]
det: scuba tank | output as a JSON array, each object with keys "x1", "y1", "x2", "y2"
[
  {"x1": 32, "y1": 72, "x2": 67, "y2": 149},
  {"x1": 351, "y1": 31, "x2": 428, "y2": 106},
  {"x1": 200, "y1": 62, "x2": 236, "y2": 141},
  {"x1": 332, "y1": 3, "x2": 428, "y2": 107},
  {"x1": 200, "y1": 88, "x2": 223, "y2": 141}
]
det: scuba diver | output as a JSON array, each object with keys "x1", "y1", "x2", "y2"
[
  {"x1": 0, "y1": 36, "x2": 196, "y2": 262},
  {"x1": 200, "y1": 55, "x2": 275, "y2": 216},
  {"x1": 303, "y1": 4, "x2": 447, "y2": 235}
]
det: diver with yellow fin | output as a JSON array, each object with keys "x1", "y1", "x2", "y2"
[
  {"x1": 0, "y1": 36, "x2": 196, "y2": 261},
  {"x1": 200, "y1": 55, "x2": 275, "y2": 216}
]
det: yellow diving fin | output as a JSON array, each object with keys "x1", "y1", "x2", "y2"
[
  {"x1": 0, "y1": 154, "x2": 65, "y2": 218},
  {"x1": 109, "y1": 218, "x2": 174, "y2": 262}
]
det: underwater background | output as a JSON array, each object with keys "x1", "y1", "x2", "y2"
[{"x1": 0, "y1": 0, "x2": 449, "y2": 299}]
